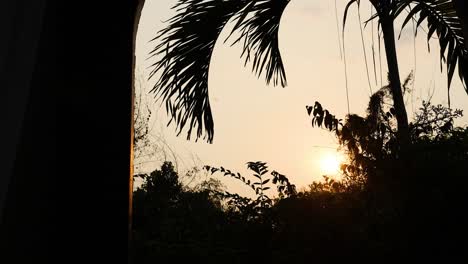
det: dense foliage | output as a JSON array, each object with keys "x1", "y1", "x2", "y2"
[
  {"x1": 131, "y1": 95, "x2": 468, "y2": 262},
  {"x1": 307, "y1": 84, "x2": 468, "y2": 258}
]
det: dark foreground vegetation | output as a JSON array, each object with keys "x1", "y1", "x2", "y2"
[{"x1": 131, "y1": 98, "x2": 468, "y2": 263}]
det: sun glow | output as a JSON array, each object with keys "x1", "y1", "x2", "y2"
[{"x1": 320, "y1": 152, "x2": 343, "y2": 175}]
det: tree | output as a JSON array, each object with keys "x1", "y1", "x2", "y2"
[
  {"x1": 132, "y1": 162, "x2": 235, "y2": 263},
  {"x1": 149, "y1": 0, "x2": 467, "y2": 145},
  {"x1": 362, "y1": 0, "x2": 468, "y2": 148},
  {"x1": 306, "y1": 81, "x2": 468, "y2": 257}
]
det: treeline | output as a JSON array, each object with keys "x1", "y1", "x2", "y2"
[{"x1": 131, "y1": 101, "x2": 468, "y2": 263}]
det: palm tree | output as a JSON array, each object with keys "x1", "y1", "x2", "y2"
[
  {"x1": 149, "y1": 0, "x2": 467, "y2": 145},
  {"x1": 362, "y1": 0, "x2": 468, "y2": 147}
]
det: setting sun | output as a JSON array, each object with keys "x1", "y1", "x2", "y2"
[{"x1": 320, "y1": 152, "x2": 343, "y2": 175}]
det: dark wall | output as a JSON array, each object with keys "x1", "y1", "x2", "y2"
[{"x1": 1, "y1": 1, "x2": 138, "y2": 262}]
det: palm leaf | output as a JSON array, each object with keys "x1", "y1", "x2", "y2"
[
  {"x1": 395, "y1": 0, "x2": 468, "y2": 100},
  {"x1": 229, "y1": 0, "x2": 290, "y2": 87},
  {"x1": 148, "y1": 0, "x2": 250, "y2": 143},
  {"x1": 149, "y1": 0, "x2": 289, "y2": 143}
]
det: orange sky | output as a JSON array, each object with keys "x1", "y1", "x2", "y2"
[{"x1": 135, "y1": 0, "x2": 468, "y2": 196}]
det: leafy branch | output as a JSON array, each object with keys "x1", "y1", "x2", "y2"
[{"x1": 203, "y1": 161, "x2": 296, "y2": 215}]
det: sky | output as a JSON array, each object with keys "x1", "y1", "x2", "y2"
[{"x1": 135, "y1": 0, "x2": 468, "y2": 196}]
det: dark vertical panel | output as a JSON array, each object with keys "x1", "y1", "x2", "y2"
[
  {"x1": 2, "y1": 1, "x2": 139, "y2": 262},
  {"x1": 0, "y1": 0, "x2": 47, "y2": 223},
  {"x1": 0, "y1": 0, "x2": 51, "y2": 261},
  {"x1": 55, "y1": 1, "x2": 137, "y2": 262}
]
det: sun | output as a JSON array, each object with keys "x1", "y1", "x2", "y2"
[{"x1": 320, "y1": 152, "x2": 343, "y2": 175}]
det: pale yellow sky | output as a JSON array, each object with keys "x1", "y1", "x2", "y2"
[{"x1": 135, "y1": 0, "x2": 468, "y2": 196}]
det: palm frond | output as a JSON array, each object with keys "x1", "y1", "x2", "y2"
[
  {"x1": 149, "y1": 0, "x2": 289, "y2": 143},
  {"x1": 395, "y1": 0, "x2": 468, "y2": 99},
  {"x1": 229, "y1": 0, "x2": 290, "y2": 87},
  {"x1": 149, "y1": 0, "x2": 250, "y2": 143}
]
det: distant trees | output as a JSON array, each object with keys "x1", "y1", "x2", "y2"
[
  {"x1": 132, "y1": 160, "x2": 364, "y2": 263},
  {"x1": 132, "y1": 162, "x2": 227, "y2": 263},
  {"x1": 131, "y1": 101, "x2": 468, "y2": 261}
]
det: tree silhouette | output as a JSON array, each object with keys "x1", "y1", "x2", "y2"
[
  {"x1": 306, "y1": 81, "x2": 468, "y2": 258},
  {"x1": 132, "y1": 162, "x2": 229, "y2": 263},
  {"x1": 349, "y1": 0, "x2": 468, "y2": 148},
  {"x1": 149, "y1": 0, "x2": 467, "y2": 144},
  {"x1": 131, "y1": 106, "x2": 468, "y2": 261}
]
